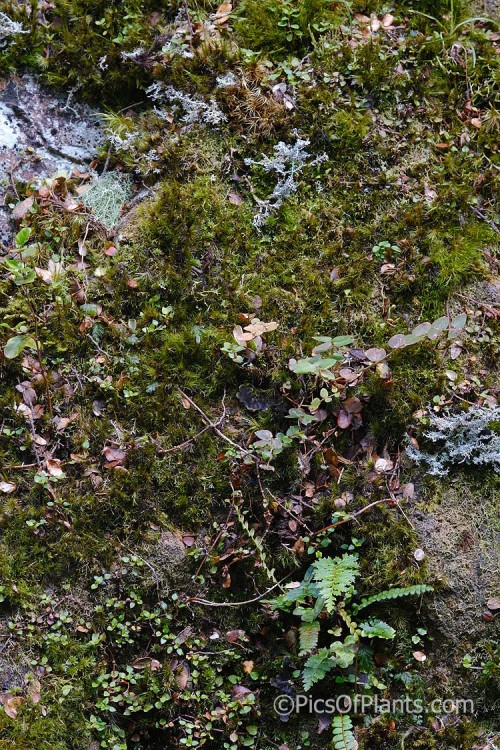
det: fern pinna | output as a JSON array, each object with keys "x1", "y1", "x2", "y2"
[{"x1": 332, "y1": 715, "x2": 358, "y2": 750}]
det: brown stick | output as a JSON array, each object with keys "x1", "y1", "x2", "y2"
[
  {"x1": 312, "y1": 497, "x2": 397, "y2": 536},
  {"x1": 188, "y1": 572, "x2": 295, "y2": 607},
  {"x1": 2, "y1": 462, "x2": 37, "y2": 470}
]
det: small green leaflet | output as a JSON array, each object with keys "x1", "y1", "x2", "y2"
[
  {"x1": 4, "y1": 334, "x2": 37, "y2": 359},
  {"x1": 358, "y1": 619, "x2": 396, "y2": 639}
]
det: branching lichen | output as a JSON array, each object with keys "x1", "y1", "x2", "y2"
[
  {"x1": 407, "y1": 406, "x2": 500, "y2": 475},
  {"x1": 146, "y1": 82, "x2": 227, "y2": 126},
  {"x1": 245, "y1": 137, "x2": 327, "y2": 226},
  {"x1": 0, "y1": 11, "x2": 27, "y2": 46}
]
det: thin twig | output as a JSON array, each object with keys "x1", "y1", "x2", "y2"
[
  {"x1": 156, "y1": 424, "x2": 213, "y2": 454},
  {"x1": 178, "y1": 390, "x2": 252, "y2": 456},
  {"x1": 188, "y1": 572, "x2": 294, "y2": 607},
  {"x1": 312, "y1": 498, "x2": 397, "y2": 536},
  {"x1": 183, "y1": 0, "x2": 194, "y2": 51},
  {"x1": 2, "y1": 462, "x2": 37, "y2": 470},
  {"x1": 471, "y1": 205, "x2": 500, "y2": 234},
  {"x1": 194, "y1": 505, "x2": 234, "y2": 578},
  {"x1": 455, "y1": 293, "x2": 500, "y2": 318},
  {"x1": 102, "y1": 145, "x2": 112, "y2": 175}
]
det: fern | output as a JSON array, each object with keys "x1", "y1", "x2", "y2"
[
  {"x1": 302, "y1": 649, "x2": 335, "y2": 690},
  {"x1": 332, "y1": 715, "x2": 358, "y2": 750},
  {"x1": 299, "y1": 621, "x2": 320, "y2": 654},
  {"x1": 271, "y1": 583, "x2": 313, "y2": 608},
  {"x1": 312, "y1": 554, "x2": 359, "y2": 613},
  {"x1": 338, "y1": 603, "x2": 357, "y2": 635},
  {"x1": 358, "y1": 619, "x2": 396, "y2": 639},
  {"x1": 353, "y1": 584, "x2": 433, "y2": 614},
  {"x1": 330, "y1": 635, "x2": 358, "y2": 668}
]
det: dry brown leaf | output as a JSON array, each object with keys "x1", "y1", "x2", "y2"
[
  {"x1": 46, "y1": 458, "x2": 64, "y2": 477},
  {"x1": 132, "y1": 657, "x2": 161, "y2": 671},
  {"x1": 376, "y1": 361, "x2": 391, "y2": 379},
  {"x1": 55, "y1": 417, "x2": 71, "y2": 431},
  {"x1": 402, "y1": 482, "x2": 415, "y2": 499},
  {"x1": 244, "y1": 320, "x2": 278, "y2": 337},
  {"x1": 12, "y1": 196, "x2": 34, "y2": 221},
  {"x1": 3, "y1": 696, "x2": 23, "y2": 719},
  {"x1": 374, "y1": 457, "x2": 393, "y2": 473},
  {"x1": 228, "y1": 191, "x2": 243, "y2": 205},
  {"x1": 225, "y1": 629, "x2": 248, "y2": 643},
  {"x1": 343, "y1": 397, "x2": 362, "y2": 414},
  {"x1": 102, "y1": 446, "x2": 126, "y2": 463},
  {"x1": 28, "y1": 679, "x2": 41, "y2": 705},
  {"x1": 338, "y1": 368, "x2": 357, "y2": 383},
  {"x1": 364, "y1": 347, "x2": 387, "y2": 363},
  {"x1": 337, "y1": 410, "x2": 352, "y2": 429},
  {"x1": 215, "y1": 2, "x2": 232, "y2": 23},
  {"x1": 173, "y1": 661, "x2": 191, "y2": 690}
]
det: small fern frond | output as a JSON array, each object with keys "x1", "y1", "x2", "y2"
[
  {"x1": 302, "y1": 649, "x2": 334, "y2": 690},
  {"x1": 330, "y1": 635, "x2": 358, "y2": 668},
  {"x1": 299, "y1": 621, "x2": 320, "y2": 655},
  {"x1": 358, "y1": 619, "x2": 396, "y2": 639},
  {"x1": 312, "y1": 554, "x2": 359, "y2": 613},
  {"x1": 332, "y1": 714, "x2": 358, "y2": 750},
  {"x1": 353, "y1": 584, "x2": 433, "y2": 614},
  {"x1": 338, "y1": 603, "x2": 357, "y2": 635}
]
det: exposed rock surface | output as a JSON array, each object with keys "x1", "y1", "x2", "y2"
[{"x1": 0, "y1": 75, "x2": 103, "y2": 246}]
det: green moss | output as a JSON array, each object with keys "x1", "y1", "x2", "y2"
[
  {"x1": 234, "y1": 0, "x2": 344, "y2": 57},
  {"x1": 0, "y1": 0, "x2": 498, "y2": 747}
]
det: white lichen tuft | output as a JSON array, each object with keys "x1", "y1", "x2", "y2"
[
  {"x1": 245, "y1": 138, "x2": 328, "y2": 227},
  {"x1": 145, "y1": 83, "x2": 226, "y2": 127},
  {"x1": 406, "y1": 405, "x2": 500, "y2": 475},
  {"x1": 0, "y1": 11, "x2": 28, "y2": 46},
  {"x1": 81, "y1": 172, "x2": 133, "y2": 229},
  {"x1": 216, "y1": 72, "x2": 240, "y2": 88},
  {"x1": 121, "y1": 47, "x2": 146, "y2": 61}
]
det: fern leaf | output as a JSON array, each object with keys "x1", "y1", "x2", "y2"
[
  {"x1": 312, "y1": 554, "x2": 359, "y2": 613},
  {"x1": 353, "y1": 584, "x2": 433, "y2": 614},
  {"x1": 332, "y1": 715, "x2": 358, "y2": 750},
  {"x1": 330, "y1": 635, "x2": 358, "y2": 668},
  {"x1": 270, "y1": 580, "x2": 316, "y2": 609},
  {"x1": 299, "y1": 622, "x2": 320, "y2": 655},
  {"x1": 358, "y1": 619, "x2": 396, "y2": 639},
  {"x1": 338, "y1": 603, "x2": 357, "y2": 634},
  {"x1": 302, "y1": 649, "x2": 334, "y2": 690}
]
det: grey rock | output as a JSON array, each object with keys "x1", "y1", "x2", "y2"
[{"x1": 0, "y1": 75, "x2": 103, "y2": 247}]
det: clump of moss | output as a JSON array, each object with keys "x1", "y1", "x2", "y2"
[{"x1": 234, "y1": 0, "x2": 343, "y2": 57}]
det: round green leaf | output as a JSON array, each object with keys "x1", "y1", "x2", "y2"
[{"x1": 4, "y1": 334, "x2": 36, "y2": 359}]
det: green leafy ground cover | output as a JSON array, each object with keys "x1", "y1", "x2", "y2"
[{"x1": 0, "y1": 0, "x2": 499, "y2": 748}]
